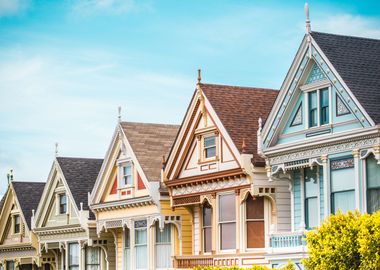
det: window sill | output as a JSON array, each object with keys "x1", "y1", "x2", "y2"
[
  {"x1": 198, "y1": 157, "x2": 219, "y2": 165},
  {"x1": 118, "y1": 185, "x2": 134, "y2": 190}
]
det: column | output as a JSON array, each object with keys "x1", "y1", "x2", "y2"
[
  {"x1": 353, "y1": 149, "x2": 361, "y2": 212},
  {"x1": 321, "y1": 155, "x2": 330, "y2": 219}
]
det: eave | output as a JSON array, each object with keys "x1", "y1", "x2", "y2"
[{"x1": 90, "y1": 196, "x2": 155, "y2": 212}]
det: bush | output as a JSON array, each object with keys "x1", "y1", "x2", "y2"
[{"x1": 191, "y1": 260, "x2": 295, "y2": 270}]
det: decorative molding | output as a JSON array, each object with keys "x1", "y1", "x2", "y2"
[
  {"x1": 290, "y1": 103, "x2": 303, "y2": 127},
  {"x1": 336, "y1": 93, "x2": 351, "y2": 116},
  {"x1": 331, "y1": 158, "x2": 354, "y2": 170},
  {"x1": 91, "y1": 196, "x2": 155, "y2": 212}
]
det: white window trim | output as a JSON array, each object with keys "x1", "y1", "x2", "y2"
[
  {"x1": 217, "y1": 192, "x2": 237, "y2": 254},
  {"x1": 56, "y1": 193, "x2": 68, "y2": 215},
  {"x1": 198, "y1": 132, "x2": 219, "y2": 164},
  {"x1": 117, "y1": 159, "x2": 134, "y2": 189},
  {"x1": 201, "y1": 204, "x2": 212, "y2": 255}
]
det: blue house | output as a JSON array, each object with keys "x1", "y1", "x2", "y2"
[{"x1": 259, "y1": 5, "x2": 380, "y2": 267}]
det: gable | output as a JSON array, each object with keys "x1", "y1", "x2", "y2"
[
  {"x1": 263, "y1": 35, "x2": 373, "y2": 148},
  {"x1": 165, "y1": 87, "x2": 242, "y2": 181}
]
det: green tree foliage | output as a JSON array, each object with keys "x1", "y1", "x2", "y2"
[{"x1": 303, "y1": 210, "x2": 380, "y2": 270}]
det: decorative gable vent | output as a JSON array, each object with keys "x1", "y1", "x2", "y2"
[
  {"x1": 336, "y1": 94, "x2": 351, "y2": 116},
  {"x1": 290, "y1": 103, "x2": 303, "y2": 127},
  {"x1": 306, "y1": 63, "x2": 326, "y2": 84}
]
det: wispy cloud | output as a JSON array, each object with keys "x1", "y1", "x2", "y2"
[
  {"x1": 315, "y1": 14, "x2": 380, "y2": 39},
  {"x1": 0, "y1": 0, "x2": 30, "y2": 17}
]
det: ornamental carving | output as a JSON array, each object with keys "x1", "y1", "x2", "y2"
[{"x1": 331, "y1": 158, "x2": 354, "y2": 170}]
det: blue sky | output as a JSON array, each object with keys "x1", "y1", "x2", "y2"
[{"x1": 1, "y1": 0, "x2": 380, "y2": 196}]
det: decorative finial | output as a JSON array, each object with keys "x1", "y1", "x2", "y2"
[
  {"x1": 242, "y1": 138, "x2": 247, "y2": 154},
  {"x1": 304, "y1": 2, "x2": 311, "y2": 34},
  {"x1": 197, "y1": 69, "x2": 201, "y2": 84},
  {"x1": 258, "y1": 117, "x2": 263, "y2": 134},
  {"x1": 161, "y1": 155, "x2": 166, "y2": 168},
  {"x1": 55, "y1": 142, "x2": 59, "y2": 157},
  {"x1": 7, "y1": 169, "x2": 13, "y2": 184},
  {"x1": 118, "y1": 106, "x2": 122, "y2": 123}
]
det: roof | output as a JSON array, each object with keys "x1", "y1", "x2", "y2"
[
  {"x1": 200, "y1": 83, "x2": 278, "y2": 165},
  {"x1": 0, "y1": 191, "x2": 6, "y2": 217},
  {"x1": 311, "y1": 31, "x2": 380, "y2": 124},
  {"x1": 12, "y1": 181, "x2": 45, "y2": 229},
  {"x1": 121, "y1": 122, "x2": 180, "y2": 181},
  {"x1": 56, "y1": 157, "x2": 103, "y2": 219}
]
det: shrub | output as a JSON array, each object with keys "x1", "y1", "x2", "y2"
[{"x1": 191, "y1": 260, "x2": 295, "y2": 270}]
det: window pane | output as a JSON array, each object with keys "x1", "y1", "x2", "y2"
[
  {"x1": 205, "y1": 147, "x2": 216, "y2": 158},
  {"x1": 247, "y1": 221, "x2": 265, "y2": 248},
  {"x1": 332, "y1": 191, "x2": 355, "y2": 213},
  {"x1": 202, "y1": 204, "x2": 212, "y2": 226},
  {"x1": 309, "y1": 91, "x2": 317, "y2": 109},
  {"x1": 135, "y1": 229, "x2": 147, "y2": 245},
  {"x1": 309, "y1": 91, "x2": 318, "y2": 127},
  {"x1": 156, "y1": 225, "x2": 171, "y2": 243},
  {"x1": 220, "y1": 223, "x2": 236, "y2": 250},
  {"x1": 306, "y1": 197, "x2": 318, "y2": 229},
  {"x1": 203, "y1": 227, "x2": 212, "y2": 253},
  {"x1": 309, "y1": 109, "x2": 317, "y2": 127},
  {"x1": 219, "y1": 194, "x2": 236, "y2": 222},
  {"x1": 305, "y1": 168, "x2": 318, "y2": 198},
  {"x1": 69, "y1": 243, "x2": 79, "y2": 267},
  {"x1": 367, "y1": 156, "x2": 380, "y2": 188},
  {"x1": 246, "y1": 196, "x2": 264, "y2": 220},
  {"x1": 125, "y1": 228, "x2": 130, "y2": 248},
  {"x1": 136, "y1": 245, "x2": 147, "y2": 269},
  {"x1": 204, "y1": 136, "x2": 215, "y2": 147},
  {"x1": 320, "y1": 88, "x2": 329, "y2": 106},
  {"x1": 156, "y1": 224, "x2": 172, "y2": 269},
  {"x1": 331, "y1": 167, "x2": 355, "y2": 192},
  {"x1": 367, "y1": 189, "x2": 380, "y2": 214}
]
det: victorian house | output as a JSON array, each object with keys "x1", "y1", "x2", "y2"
[
  {"x1": 162, "y1": 79, "x2": 296, "y2": 268},
  {"x1": 89, "y1": 121, "x2": 193, "y2": 270},
  {"x1": 258, "y1": 10, "x2": 380, "y2": 267},
  {"x1": 32, "y1": 157, "x2": 113, "y2": 270},
  {"x1": 0, "y1": 181, "x2": 44, "y2": 270}
]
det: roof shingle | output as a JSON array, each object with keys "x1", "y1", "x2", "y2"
[
  {"x1": 12, "y1": 181, "x2": 45, "y2": 229},
  {"x1": 121, "y1": 122, "x2": 179, "y2": 181},
  {"x1": 311, "y1": 31, "x2": 380, "y2": 124},
  {"x1": 200, "y1": 83, "x2": 278, "y2": 165}
]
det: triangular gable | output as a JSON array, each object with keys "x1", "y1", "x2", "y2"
[
  {"x1": 34, "y1": 161, "x2": 81, "y2": 229},
  {"x1": 165, "y1": 85, "x2": 242, "y2": 181},
  {"x1": 262, "y1": 33, "x2": 374, "y2": 148},
  {"x1": 90, "y1": 124, "x2": 153, "y2": 206}
]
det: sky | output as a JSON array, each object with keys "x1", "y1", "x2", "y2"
[{"x1": 1, "y1": 0, "x2": 380, "y2": 196}]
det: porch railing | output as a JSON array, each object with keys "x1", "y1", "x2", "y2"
[
  {"x1": 270, "y1": 232, "x2": 305, "y2": 248},
  {"x1": 173, "y1": 255, "x2": 214, "y2": 268}
]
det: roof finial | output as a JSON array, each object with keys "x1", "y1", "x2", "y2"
[
  {"x1": 305, "y1": 2, "x2": 311, "y2": 34},
  {"x1": 55, "y1": 142, "x2": 59, "y2": 157},
  {"x1": 118, "y1": 106, "x2": 122, "y2": 123},
  {"x1": 197, "y1": 69, "x2": 201, "y2": 84},
  {"x1": 161, "y1": 155, "x2": 166, "y2": 169},
  {"x1": 242, "y1": 138, "x2": 247, "y2": 154},
  {"x1": 7, "y1": 169, "x2": 13, "y2": 184}
]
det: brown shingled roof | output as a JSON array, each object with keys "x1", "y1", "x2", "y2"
[
  {"x1": 200, "y1": 83, "x2": 278, "y2": 165},
  {"x1": 121, "y1": 122, "x2": 180, "y2": 181}
]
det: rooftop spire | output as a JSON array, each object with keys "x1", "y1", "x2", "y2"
[
  {"x1": 305, "y1": 2, "x2": 311, "y2": 34},
  {"x1": 7, "y1": 169, "x2": 13, "y2": 184},
  {"x1": 118, "y1": 106, "x2": 122, "y2": 123},
  {"x1": 197, "y1": 69, "x2": 201, "y2": 84},
  {"x1": 55, "y1": 142, "x2": 59, "y2": 157}
]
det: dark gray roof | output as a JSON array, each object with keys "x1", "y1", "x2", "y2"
[
  {"x1": 12, "y1": 181, "x2": 45, "y2": 229},
  {"x1": 311, "y1": 32, "x2": 380, "y2": 124},
  {"x1": 56, "y1": 157, "x2": 103, "y2": 220}
]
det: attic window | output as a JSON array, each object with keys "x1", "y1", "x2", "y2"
[
  {"x1": 120, "y1": 162, "x2": 133, "y2": 187},
  {"x1": 204, "y1": 135, "x2": 216, "y2": 159},
  {"x1": 14, "y1": 215, "x2": 20, "y2": 234},
  {"x1": 59, "y1": 194, "x2": 67, "y2": 214}
]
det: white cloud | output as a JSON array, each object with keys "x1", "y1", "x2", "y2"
[
  {"x1": 314, "y1": 14, "x2": 380, "y2": 39},
  {"x1": 0, "y1": 0, "x2": 30, "y2": 17}
]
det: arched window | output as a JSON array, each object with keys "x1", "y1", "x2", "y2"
[
  {"x1": 202, "y1": 201, "x2": 212, "y2": 253},
  {"x1": 246, "y1": 195, "x2": 265, "y2": 248}
]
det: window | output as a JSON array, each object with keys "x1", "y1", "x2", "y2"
[
  {"x1": 246, "y1": 195, "x2": 265, "y2": 248},
  {"x1": 135, "y1": 220, "x2": 147, "y2": 270},
  {"x1": 155, "y1": 224, "x2": 172, "y2": 269},
  {"x1": 304, "y1": 168, "x2": 319, "y2": 229},
  {"x1": 68, "y1": 243, "x2": 79, "y2": 270},
  {"x1": 204, "y1": 135, "x2": 216, "y2": 159},
  {"x1": 124, "y1": 228, "x2": 131, "y2": 270},
  {"x1": 6, "y1": 261, "x2": 14, "y2": 270},
  {"x1": 122, "y1": 163, "x2": 133, "y2": 186},
  {"x1": 14, "y1": 215, "x2": 20, "y2": 234},
  {"x1": 330, "y1": 158, "x2": 355, "y2": 214},
  {"x1": 367, "y1": 155, "x2": 380, "y2": 214},
  {"x1": 59, "y1": 194, "x2": 67, "y2": 214},
  {"x1": 86, "y1": 247, "x2": 100, "y2": 270},
  {"x1": 308, "y1": 88, "x2": 330, "y2": 127},
  {"x1": 202, "y1": 202, "x2": 212, "y2": 253},
  {"x1": 219, "y1": 193, "x2": 236, "y2": 250}
]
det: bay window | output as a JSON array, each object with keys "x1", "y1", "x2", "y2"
[
  {"x1": 202, "y1": 202, "x2": 212, "y2": 253},
  {"x1": 219, "y1": 193, "x2": 236, "y2": 250},
  {"x1": 69, "y1": 243, "x2": 79, "y2": 270},
  {"x1": 304, "y1": 168, "x2": 318, "y2": 229},
  {"x1": 366, "y1": 155, "x2": 380, "y2": 214},
  {"x1": 246, "y1": 195, "x2": 265, "y2": 248},
  {"x1": 330, "y1": 158, "x2": 355, "y2": 213},
  {"x1": 135, "y1": 220, "x2": 147, "y2": 270},
  {"x1": 155, "y1": 224, "x2": 172, "y2": 269}
]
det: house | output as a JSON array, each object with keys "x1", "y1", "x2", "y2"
[
  {"x1": 32, "y1": 157, "x2": 112, "y2": 270},
  {"x1": 163, "y1": 78, "x2": 291, "y2": 268},
  {"x1": 258, "y1": 6, "x2": 380, "y2": 267},
  {"x1": 89, "y1": 121, "x2": 193, "y2": 270},
  {"x1": 0, "y1": 181, "x2": 44, "y2": 270}
]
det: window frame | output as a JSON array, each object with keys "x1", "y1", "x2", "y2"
[
  {"x1": 304, "y1": 167, "x2": 319, "y2": 230},
  {"x1": 13, "y1": 215, "x2": 21, "y2": 234},
  {"x1": 134, "y1": 220, "x2": 148, "y2": 270},
  {"x1": 218, "y1": 192, "x2": 236, "y2": 252},
  {"x1": 245, "y1": 195, "x2": 266, "y2": 249},
  {"x1": 68, "y1": 243, "x2": 80, "y2": 270},
  {"x1": 155, "y1": 223, "x2": 172, "y2": 269},
  {"x1": 118, "y1": 160, "x2": 134, "y2": 188},
  {"x1": 85, "y1": 247, "x2": 101, "y2": 270},
  {"x1": 366, "y1": 154, "x2": 380, "y2": 214},
  {"x1": 203, "y1": 134, "x2": 217, "y2": 160},
  {"x1": 59, "y1": 193, "x2": 67, "y2": 215},
  {"x1": 201, "y1": 202, "x2": 213, "y2": 254}
]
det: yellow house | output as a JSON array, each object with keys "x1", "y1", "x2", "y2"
[
  {"x1": 163, "y1": 80, "x2": 292, "y2": 268},
  {"x1": 0, "y1": 181, "x2": 45, "y2": 270},
  {"x1": 89, "y1": 121, "x2": 193, "y2": 270}
]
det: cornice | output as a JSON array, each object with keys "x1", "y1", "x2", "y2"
[
  {"x1": 34, "y1": 224, "x2": 85, "y2": 236},
  {"x1": 90, "y1": 196, "x2": 155, "y2": 212},
  {"x1": 0, "y1": 244, "x2": 34, "y2": 252}
]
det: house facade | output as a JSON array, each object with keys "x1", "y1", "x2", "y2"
[
  {"x1": 89, "y1": 122, "x2": 193, "y2": 270},
  {"x1": 32, "y1": 157, "x2": 114, "y2": 270},
  {"x1": 163, "y1": 81, "x2": 299, "y2": 268},
  {"x1": 259, "y1": 28, "x2": 380, "y2": 266},
  {"x1": 0, "y1": 181, "x2": 44, "y2": 270}
]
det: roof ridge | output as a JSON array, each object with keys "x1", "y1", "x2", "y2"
[
  {"x1": 312, "y1": 31, "x2": 380, "y2": 42},
  {"x1": 199, "y1": 82, "x2": 278, "y2": 92},
  {"x1": 120, "y1": 121, "x2": 180, "y2": 127},
  {"x1": 12, "y1": 181, "x2": 45, "y2": 184},
  {"x1": 56, "y1": 156, "x2": 103, "y2": 161}
]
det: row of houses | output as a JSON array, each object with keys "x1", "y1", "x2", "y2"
[{"x1": 1, "y1": 10, "x2": 380, "y2": 270}]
